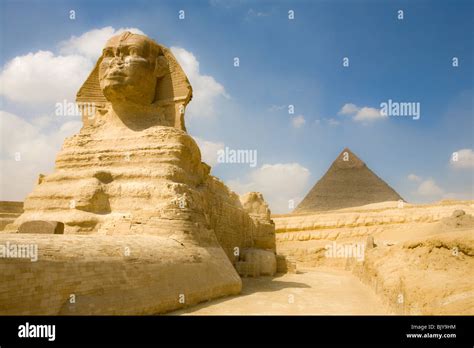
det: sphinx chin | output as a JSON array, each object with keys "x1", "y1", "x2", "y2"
[{"x1": 101, "y1": 83, "x2": 129, "y2": 102}]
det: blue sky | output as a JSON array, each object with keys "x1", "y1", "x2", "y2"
[{"x1": 1, "y1": 0, "x2": 473, "y2": 212}]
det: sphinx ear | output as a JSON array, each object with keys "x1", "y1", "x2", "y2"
[{"x1": 154, "y1": 56, "x2": 169, "y2": 77}]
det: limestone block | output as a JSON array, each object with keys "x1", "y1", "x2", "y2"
[
  {"x1": 366, "y1": 235, "x2": 375, "y2": 249},
  {"x1": 18, "y1": 221, "x2": 64, "y2": 234},
  {"x1": 452, "y1": 209, "x2": 465, "y2": 218},
  {"x1": 241, "y1": 248, "x2": 276, "y2": 276},
  {"x1": 0, "y1": 234, "x2": 241, "y2": 315},
  {"x1": 0, "y1": 201, "x2": 23, "y2": 231},
  {"x1": 240, "y1": 192, "x2": 271, "y2": 219},
  {"x1": 276, "y1": 254, "x2": 288, "y2": 273},
  {"x1": 235, "y1": 261, "x2": 259, "y2": 278},
  {"x1": 276, "y1": 254, "x2": 297, "y2": 274},
  {"x1": 286, "y1": 260, "x2": 297, "y2": 274},
  {"x1": 240, "y1": 192, "x2": 276, "y2": 252}
]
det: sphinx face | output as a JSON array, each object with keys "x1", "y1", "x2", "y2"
[{"x1": 99, "y1": 34, "x2": 159, "y2": 105}]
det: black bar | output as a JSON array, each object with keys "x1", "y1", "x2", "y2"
[{"x1": 0, "y1": 316, "x2": 472, "y2": 346}]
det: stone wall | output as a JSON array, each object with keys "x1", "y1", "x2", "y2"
[
  {"x1": 274, "y1": 200, "x2": 474, "y2": 267},
  {"x1": 0, "y1": 234, "x2": 240, "y2": 315},
  {"x1": 0, "y1": 127, "x2": 276, "y2": 314},
  {"x1": 0, "y1": 201, "x2": 23, "y2": 231}
]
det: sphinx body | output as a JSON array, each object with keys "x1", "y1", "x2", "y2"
[{"x1": 0, "y1": 33, "x2": 275, "y2": 314}]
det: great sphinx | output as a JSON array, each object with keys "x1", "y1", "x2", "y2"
[{"x1": 0, "y1": 32, "x2": 276, "y2": 314}]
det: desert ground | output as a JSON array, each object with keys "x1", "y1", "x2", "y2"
[
  {"x1": 3, "y1": 199, "x2": 471, "y2": 315},
  {"x1": 173, "y1": 199, "x2": 474, "y2": 315},
  {"x1": 172, "y1": 267, "x2": 388, "y2": 315}
]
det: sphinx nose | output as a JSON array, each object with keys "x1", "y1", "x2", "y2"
[{"x1": 111, "y1": 56, "x2": 124, "y2": 67}]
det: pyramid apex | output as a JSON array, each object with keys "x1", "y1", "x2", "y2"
[
  {"x1": 334, "y1": 147, "x2": 365, "y2": 168},
  {"x1": 340, "y1": 147, "x2": 356, "y2": 156}
]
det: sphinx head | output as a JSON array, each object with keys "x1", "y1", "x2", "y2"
[
  {"x1": 98, "y1": 32, "x2": 168, "y2": 105},
  {"x1": 77, "y1": 31, "x2": 192, "y2": 131}
]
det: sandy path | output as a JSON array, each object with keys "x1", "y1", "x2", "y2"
[{"x1": 172, "y1": 267, "x2": 389, "y2": 315}]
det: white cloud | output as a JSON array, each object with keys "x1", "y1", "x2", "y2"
[
  {"x1": 327, "y1": 118, "x2": 341, "y2": 126},
  {"x1": 194, "y1": 137, "x2": 225, "y2": 166},
  {"x1": 417, "y1": 179, "x2": 444, "y2": 196},
  {"x1": 407, "y1": 174, "x2": 472, "y2": 202},
  {"x1": 0, "y1": 51, "x2": 91, "y2": 105},
  {"x1": 31, "y1": 114, "x2": 54, "y2": 128},
  {"x1": 450, "y1": 148, "x2": 474, "y2": 169},
  {"x1": 171, "y1": 46, "x2": 229, "y2": 118},
  {"x1": 0, "y1": 27, "x2": 147, "y2": 199},
  {"x1": 0, "y1": 111, "x2": 82, "y2": 200},
  {"x1": 338, "y1": 103, "x2": 386, "y2": 122},
  {"x1": 0, "y1": 26, "x2": 144, "y2": 106},
  {"x1": 338, "y1": 103, "x2": 359, "y2": 115},
  {"x1": 354, "y1": 107, "x2": 386, "y2": 122},
  {"x1": 0, "y1": 27, "x2": 225, "y2": 120},
  {"x1": 291, "y1": 115, "x2": 306, "y2": 128},
  {"x1": 408, "y1": 173, "x2": 422, "y2": 182},
  {"x1": 442, "y1": 189, "x2": 474, "y2": 201},
  {"x1": 59, "y1": 26, "x2": 145, "y2": 60},
  {"x1": 227, "y1": 163, "x2": 311, "y2": 213}
]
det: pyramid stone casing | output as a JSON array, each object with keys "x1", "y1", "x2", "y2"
[{"x1": 294, "y1": 148, "x2": 403, "y2": 213}]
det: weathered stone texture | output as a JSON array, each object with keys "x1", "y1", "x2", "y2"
[
  {"x1": 0, "y1": 201, "x2": 23, "y2": 231},
  {"x1": 18, "y1": 221, "x2": 64, "y2": 234},
  {"x1": 0, "y1": 32, "x2": 275, "y2": 315}
]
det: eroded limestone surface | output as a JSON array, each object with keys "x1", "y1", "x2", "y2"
[
  {"x1": 0, "y1": 32, "x2": 276, "y2": 315},
  {"x1": 274, "y1": 200, "x2": 474, "y2": 314}
]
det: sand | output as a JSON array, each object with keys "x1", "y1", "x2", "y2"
[
  {"x1": 172, "y1": 267, "x2": 389, "y2": 315},
  {"x1": 273, "y1": 200, "x2": 474, "y2": 315}
]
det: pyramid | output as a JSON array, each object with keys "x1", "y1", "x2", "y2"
[{"x1": 294, "y1": 148, "x2": 403, "y2": 212}]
